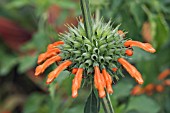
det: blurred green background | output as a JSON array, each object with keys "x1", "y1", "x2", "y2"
[{"x1": 0, "y1": 0, "x2": 170, "y2": 113}]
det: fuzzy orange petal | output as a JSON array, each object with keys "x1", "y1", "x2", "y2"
[
  {"x1": 72, "y1": 79, "x2": 78, "y2": 98},
  {"x1": 71, "y1": 68, "x2": 83, "y2": 98},
  {"x1": 112, "y1": 68, "x2": 118, "y2": 72},
  {"x1": 37, "y1": 48, "x2": 60, "y2": 64},
  {"x1": 35, "y1": 56, "x2": 62, "y2": 76},
  {"x1": 124, "y1": 40, "x2": 156, "y2": 53},
  {"x1": 118, "y1": 58, "x2": 144, "y2": 84},
  {"x1": 72, "y1": 68, "x2": 78, "y2": 74},
  {"x1": 46, "y1": 60, "x2": 72, "y2": 84},
  {"x1": 125, "y1": 49, "x2": 133, "y2": 56},
  {"x1": 47, "y1": 41, "x2": 64, "y2": 50},
  {"x1": 102, "y1": 69, "x2": 113, "y2": 94},
  {"x1": 94, "y1": 66, "x2": 106, "y2": 98}
]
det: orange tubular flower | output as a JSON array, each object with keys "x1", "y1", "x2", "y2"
[
  {"x1": 155, "y1": 84, "x2": 164, "y2": 93},
  {"x1": 158, "y1": 69, "x2": 170, "y2": 80},
  {"x1": 72, "y1": 68, "x2": 78, "y2": 74},
  {"x1": 124, "y1": 40, "x2": 156, "y2": 53},
  {"x1": 94, "y1": 66, "x2": 106, "y2": 98},
  {"x1": 34, "y1": 19, "x2": 156, "y2": 99},
  {"x1": 102, "y1": 69, "x2": 113, "y2": 94},
  {"x1": 163, "y1": 79, "x2": 170, "y2": 86},
  {"x1": 131, "y1": 85, "x2": 144, "y2": 95},
  {"x1": 118, "y1": 58, "x2": 144, "y2": 84},
  {"x1": 35, "y1": 56, "x2": 62, "y2": 76},
  {"x1": 112, "y1": 68, "x2": 117, "y2": 72},
  {"x1": 46, "y1": 60, "x2": 72, "y2": 84},
  {"x1": 125, "y1": 49, "x2": 133, "y2": 56},
  {"x1": 117, "y1": 30, "x2": 125, "y2": 38},
  {"x1": 72, "y1": 68, "x2": 83, "y2": 98},
  {"x1": 37, "y1": 48, "x2": 61, "y2": 64},
  {"x1": 144, "y1": 83, "x2": 155, "y2": 95},
  {"x1": 47, "y1": 41, "x2": 64, "y2": 50}
]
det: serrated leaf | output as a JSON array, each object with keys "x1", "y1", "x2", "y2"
[{"x1": 84, "y1": 90, "x2": 98, "y2": 113}]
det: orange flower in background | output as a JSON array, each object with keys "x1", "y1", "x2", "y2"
[
  {"x1": 155, "y1": 84, "x2": 164, "y2": 93},
  {"x1": 163, "y1": 79, "x2": 170, "y2": 86},
  {"x1": 158, "y1": 69, "x2": 170, "y2": 80},
  {"x1": 35, "y1": 19, "x2": 156, "y2": 98},
  {"x1": 131, "y1": 85, "x2": 144, "y2": 95},
  {"x1": 131, "y1": 69, "x2": 170, "y2": 96},
  {"x1": 142, "y1": 22, "x2": 152, "y2": 43},
  {"x1": 144, "y1": 83, "x2": 155, "y2": 95}
]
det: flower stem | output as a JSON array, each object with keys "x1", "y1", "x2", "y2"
[
  {"x1": 95, "y1": 8, "x2": 100, "y2": 22},
  {"x1": 80, "y1": 0, "x2": 93, "y2": 41},
  {"x1": 101, "y1": 92, "x2": 114, "y2": 113}
]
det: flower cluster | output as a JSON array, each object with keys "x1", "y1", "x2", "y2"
[
  {"x1": 131, "y1": 69, "x2": 170, "y2": 95},
  {"x1": 35, "y1": 19, "x2": 156, "y2": 98}
]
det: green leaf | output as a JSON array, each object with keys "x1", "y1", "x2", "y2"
[
  {"x1": 23, "y1": 93, "x2": 46, "y2": 113},
  {"x1": 130, "y1": 47, "x2": 156, "y2": 62},
  {"x1": 0, "y1": 48, "x2": 18, "y2": 76},
  {"x1": 32, "y1": 30, "x2": 51, "y2": 52},
  {"x1": 112, "y1": 79, "x2": 133, "y2": 99},
  {"x1": 129, "y1": 1, "x2": 144, "y2": 27},
  {"x1": 154, "y1": 14, "x2": 169, "y2": 49},
  {"x1": 84, "y1": 89, "x2": 98, "y2": 113},
  {"x1": 148, "y1": 13, "x2": 169, "y2": 49},
  {"x1": 0, "y1": 56, "x2": 18, "y2": 76},
  {"x1": 125, "y1": 95, "x2": 160, "y2": 113},
  {"x1": 48, "y1": 71, "x2": 70, "y2": 99},
  {"x1": 18, "y1": 55, "x2": 37, "y2": 73}
]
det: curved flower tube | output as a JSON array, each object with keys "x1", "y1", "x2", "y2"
[
  {"x1": 124, "y1": 40, "x2": 156, "y2": 53},
  {"x1": 47, "y1": 41, "x2": 64, "y2": 50},
  {"x1": 72, "y1": 68, "x2": 78, "y2": 74},
  {"x1": 125, "y1": 49, "x2": 133, "y2": 56},
  {"x1": 72, "y1": 68, "x2": 84, "y2": 98},
  {"x1": 37, "y1": 48, "x2": 61, "y2": 64},
  {"x1": 94, "y1": 66, "x2": 106, "y2": 98},
  {"x1": 35, "y1": 56, "x2": 62, "y2": 76},
  {"x1": 46, "y1": 60, "x2": 72, "y2": 84},
  {"x1": 118, "y1": 58, "x2": 144, "y2": 84},
  {"x1": 102, "y1": 69, "x2": 113, "y2": 94}
]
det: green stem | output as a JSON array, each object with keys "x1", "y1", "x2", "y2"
[
  {"x1": 95, "y1": 8, "x2": 100, "y2": 22},
  {"x1": 80, "y1": 0, "x2": 93, "y2": 41},
  {"x1": 101, "y1": 93, "x2": 114, "y2": 113}
]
